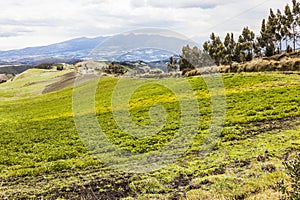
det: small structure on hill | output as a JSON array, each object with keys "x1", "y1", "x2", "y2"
[{"x1": 0, "y1": 74, "x2": 8, "y2": 84}]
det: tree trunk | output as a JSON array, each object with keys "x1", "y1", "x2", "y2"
[
  {"x1": 280, "y1": 40, "x2": 282, "y2": 53},
  {"x1": 286, "y1": 37, "x2": 288, "y2": 52},
  {"x1": 293, "y1": 26, "x2": 296, "y2": 51}
]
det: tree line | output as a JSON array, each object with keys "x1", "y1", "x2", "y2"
[{"x1": 180, "y1": 0, "x2": 300, "y2": 69}]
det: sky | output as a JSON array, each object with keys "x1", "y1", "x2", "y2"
[{"x1": 0, "y1": 0, "x2": 292, "y2": 50}]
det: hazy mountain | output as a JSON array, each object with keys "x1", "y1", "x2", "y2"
[
  {"x1": 116, "y1": 48, "x2": 178, "y2": 62},
  {"x1": 0, "y1": 37, "x2": 107, "y2": 62},
  {"x1": 0, "y1": 33, "x2": 197, "y2": 64},
  {"x1": 90, "y1": 33, "x2": 196, "y2": 61}
]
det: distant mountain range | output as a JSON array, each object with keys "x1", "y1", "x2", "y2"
[
  {"x1": 116, "y1": 48, "x2": 177, "y2": 63},
  {"x1": 89, "y1": 33, "x2": 195, "y2": 61},
  {"x1": 0, "y1": 36, "x2": 107, "y2": 64},
  {"x1": 0, "y1": 33, "x2": 196, "y2": 65}
]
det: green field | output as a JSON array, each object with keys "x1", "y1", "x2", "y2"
[{"x1": 0, "y1": 70, "x2": 299, "y2": 199}]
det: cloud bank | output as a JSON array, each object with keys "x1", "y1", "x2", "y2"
[
  {"x1": 131, "y1": 0, "x2": 228, "y2": 9},
  {"x1": 0, "y1": 0, "x2": 292, "y2": 50}
]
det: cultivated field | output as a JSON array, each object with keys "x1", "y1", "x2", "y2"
[{"x1": 0, "y1": 70, "x2": 299, "y2": 199}]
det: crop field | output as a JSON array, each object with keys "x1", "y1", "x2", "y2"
[{"x1": 0, "y1": 70, "x2": 299, "y2": 199}]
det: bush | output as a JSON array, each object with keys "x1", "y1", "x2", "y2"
[
  {"x1": 35, "y1": 63, "x2": 53, "y2": 69},
  {"x1": 56, "y1": 65, "x2": 64, "y2": 71},
  {"x1": 276, "y1": 152, "x2": 300, "y2": 199}
]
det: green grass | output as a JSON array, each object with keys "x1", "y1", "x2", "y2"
[
  {"x1": 0, "y1": 68, "x2": 73, "y2": 99},
  {"x1": 0, "y1": 70, "x2": 299, "y2": 199}
]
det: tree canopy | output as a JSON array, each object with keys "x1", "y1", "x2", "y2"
[{"x1": 199, "y1": 0, "x2": 299, "y2": 66}]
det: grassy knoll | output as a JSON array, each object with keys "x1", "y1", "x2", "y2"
[
  {"x1": 0, "y1": 70, "x2": 299, "y2": 199},
  {"x1": 0, "y1": 68, "x2": 75, "y2": 100}
]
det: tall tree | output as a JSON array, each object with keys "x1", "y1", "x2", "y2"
[
  {"x1": 233, "y1": 42, "x2": 242, "y2": 63},
  {"x1": 285, "y1": 3, "x2": 293, "y2": 51},
  {"x1": 266, "y1": 9, "x2": 277, "y2": 56},
  {"x1": 253, "y1": 38, "x2": 262, "y2": 57},
  {"x1": 201, "y1": 0, "x2": 300, "y2": 62},
  {"x1": 284, "y1": 1, "x2": 300, "y2": 51},
  {"x1": 167, "y1": 56, "x2": 178, "y2": 72},
  {"x1": 291, "y1": 0, "x2": 300, "y2": 51},
  {"x1": 258, "y1": 19, "x2": 267, "y2": 51},
  {"x1": 223, "y1": 33, "x2": 235, "y2": 66},
  {"x1": 276, "y1": 9, "x2": 285, "y2": 52},
  {"x1": 203, "y1": 32, "x2": 225, "y2": 66},
  {"x1": 238, "y1": 27, "x2": 255, "y2": 61},
  {"x1": 179, "y1": 45, "x2": 210, "y2": 71},
  {"x1": 213, "y1": 36, "x2": 225, "y2": 66},
  {"x1": 179, "y1": 45, "x2": 194, "y2": 71},
  {"x1": 277, "y1": 8, "x2": 290, "y2": 52}
]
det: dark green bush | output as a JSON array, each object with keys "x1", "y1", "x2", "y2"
[
  {"x1": 56, "y1": 64, "x2": 64, "y2": 71},
  {"x1": 35, "y1": 63, "x2": 53, "y2": 69}
]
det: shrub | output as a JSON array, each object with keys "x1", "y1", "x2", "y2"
[
  {"x1": 276, "y1": 153, "x2": 300, "y2": 199},
  {"x1": 292, "y1": 60, "x2": 300, "y2": 71},
  {"x1": 129, "y1": 178, "x2": 165, "y2": 194},
  {"x1": 35, "y1": 63, "x2": 53, "y2": 69},
  {"x1": 56, "y1": 64, "x2": 64, "y2": 71}
]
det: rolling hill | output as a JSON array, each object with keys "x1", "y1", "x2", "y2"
[{"x1": 0, "y1": 68, "x2": 299, "y2": 199}]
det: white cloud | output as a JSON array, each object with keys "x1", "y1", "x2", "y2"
[
  {"x1": 131, "y1": 0, "x2": 230, "y2": 9},
  {"x1": 0, "y1": 0, "x2": 292, "y2": 50},
  {"x1": 0, "y1": 32, "x2": 19, "y2": 38}
]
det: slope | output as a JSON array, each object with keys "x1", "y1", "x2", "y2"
[{"x1": 0, "y1": 72, "x2": 299, "y2": 199}]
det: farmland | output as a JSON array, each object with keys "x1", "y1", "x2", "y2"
[{"x1": 0, "y1": 69, "x2": 299, "y2": 199}]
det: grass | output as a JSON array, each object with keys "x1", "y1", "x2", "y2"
[
  {"x1": 0, "y1": 69, "x2": 299, "y2": 199},
  {"x1": 0, "y1": 68, "x2": 74, "y2": 99}
]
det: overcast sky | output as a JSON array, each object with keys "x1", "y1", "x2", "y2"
[{"x1": 0, "y1": 0, "x2": 292, "y2": 50}]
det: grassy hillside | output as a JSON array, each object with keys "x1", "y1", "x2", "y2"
[
  {"x1": 0, "y1": 69, "x2": 299, "y2": 199},
  {"x1": 0, "y1": 68, "x2": 75, "y2": 100}
]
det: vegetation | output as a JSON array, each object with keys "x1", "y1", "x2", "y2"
[
  {"x1": 196, "y1": 0, "x2": 300, "y2": 66},
  {"x1": 0, "y1": 2, "x2": 299, "y2": 198},
  {"x1": 56, "y1": 64, "x2": 64, "y2": 71},
  {"x1": 0, "y1": 68, "x2": 299, "y2": 199},
  {"x1": 35, "y1": 63, "x2": 54, "y2": 70},
  {"x1": 105, "y1": 62, "x2": 128, "y2": 75},
  {"x1": 277, "y1": 153, "x2": 300, "y2": 199},
  {"x1": 218, "y1": 55, "x2": 300, "y2": 73},
  {"x1": 167, "y1": 56, "x2": 178, "y2": 72},
  {"x1": 0, "y1": 68, "x2": 74, "y2": 99}
]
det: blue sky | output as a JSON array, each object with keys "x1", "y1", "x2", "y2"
[{"x1": 0, "y1": 0, "x2": 292, "y2": 50}]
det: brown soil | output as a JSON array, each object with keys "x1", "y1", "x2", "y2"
[
  {"x1": 42, "y1": 71, "x2": 76, "y2": 94},
  {"x1": 239, "y1": 116, "x2": 300, "y2": 139},
  {"x1": 0, "y1": 165, "x2": 133, "y2": 200}
]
